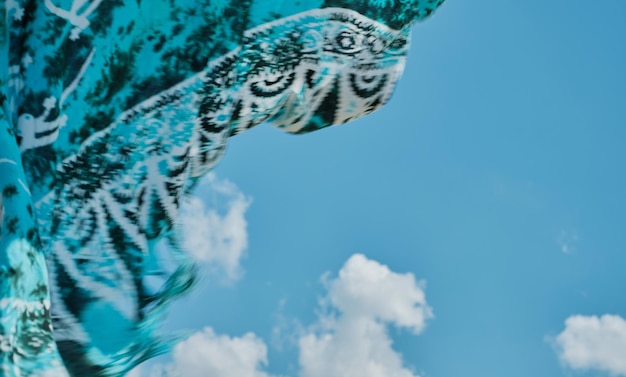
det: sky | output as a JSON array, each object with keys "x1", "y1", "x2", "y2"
[{"x1": 131, "y1": 1, "x2": 626, "y2": 376}]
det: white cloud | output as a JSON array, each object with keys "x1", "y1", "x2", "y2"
[
  {"x1": 147, "y1": 254, "x2": 431, "y2": 377},
  {"x1": 299, "y1": 254, "x2": 432, "y2": 377},
  {"x1": 327, "y1": 254, "x2": 431, "y2": 333},
  {"x1": 166, "y1": 327, "x2": 274, "y2": 377},
  {"x1": 554, "y1": 314, "x2": 626, "y2": 376},
  {"x1": 178, "y1": 173, "x2": 252, "y2": 282}
]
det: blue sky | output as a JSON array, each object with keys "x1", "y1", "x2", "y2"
[{"x1": 133, "y1": 1, "x2": 626, "y2": 376}]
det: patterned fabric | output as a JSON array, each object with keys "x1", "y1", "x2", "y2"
[{"x1": 0, "y1": 1, "x2": 444, "y2": 375}]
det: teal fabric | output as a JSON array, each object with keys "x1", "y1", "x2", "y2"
[{"x1": 0, "y1": 1, "x2": 444, "y2": 375}]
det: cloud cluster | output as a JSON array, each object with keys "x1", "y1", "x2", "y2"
[
  {"x1": 154, "y1": 254, "x2": 431, "y2": 377},
  {"x1": 299, "y1": 254, "x2": 433, "y2": 377},
  {"x1": 554, "y1": 314, "x2": 626, "y2": 376},
  {"x1": 178, "y1": 173, "x2": 252, "y2": 282}
]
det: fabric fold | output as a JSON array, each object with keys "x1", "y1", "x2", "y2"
[{"x1": 0, "y1": 1, "x2": 444, "y2": 375}]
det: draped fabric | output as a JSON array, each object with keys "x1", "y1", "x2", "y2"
[{"x1": 0, "y1": 1, "x2": 444, "y2": 375}]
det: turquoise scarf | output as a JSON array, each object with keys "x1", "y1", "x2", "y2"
[{"x1": 0, "y1": 1, "x2": 443, "y2": 375}]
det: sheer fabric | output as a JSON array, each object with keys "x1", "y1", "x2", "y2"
[{"x1": 0, "y1": 1, "x2": 443, "y2": 375}]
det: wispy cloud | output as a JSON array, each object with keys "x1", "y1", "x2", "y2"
[
  {"x1": 557, "y1": 230, "x2": 579, "y2": 254},
  {"x1": 298, "y1": 254, "x2": 433, "y2": 377},
  {"x1": 178, "y1": 173, "x2": 252, "y2": 283},
  {"x1": 553, "y1": 314, "x2": 626, "y2": 376}
]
